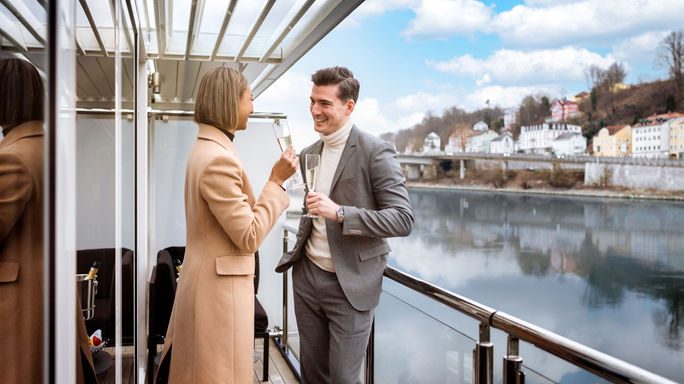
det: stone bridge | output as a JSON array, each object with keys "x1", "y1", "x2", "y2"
[{"x1": 397, "y1": 152, "x2": 684, "y2": 190}]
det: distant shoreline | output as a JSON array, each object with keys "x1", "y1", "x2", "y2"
[{"x1": 406, "y1": 182, "x2": 684, "y2": 202}]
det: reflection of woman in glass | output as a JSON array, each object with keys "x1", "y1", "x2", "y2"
[
  {"x1": 0, "y1": 58, "x2": 45, "y2": 383},
  {"x1": 155, "y1": 67, "x2": 297, "y2": 383}
]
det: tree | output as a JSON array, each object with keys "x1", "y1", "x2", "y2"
[
  {"x1": 658, "y1": 30, "x2": 684, "y2": 95},
  {"x1": 518, "y1": 94, "x2": 552, "y2": 126},
  {"x1": 604, "y1": 63, "x2": 627, "y2": 89},
  {"x1": 584, "y1": 63, "x2": 627, "y2": 91}
]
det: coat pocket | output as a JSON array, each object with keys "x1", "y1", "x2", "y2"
[
  {"x1": 0, "y1": 261, "x2": 19, "y2": 283},
  {"x1": 358, "y1": 243, "x2": 392, "y2": 261},
  {"x1": 215, "y1": 255, "x2": 254, "y2": 276}
]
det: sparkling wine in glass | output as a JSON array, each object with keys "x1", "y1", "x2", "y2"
[
  {"x1": 272, "y1": 118, "x2": 304, "y2": 190},
  {"x1": 303, "y1": 153, "x2": 320, "y2": 218}
]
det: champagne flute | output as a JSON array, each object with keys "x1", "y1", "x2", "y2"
[
  {"x1": 303, "y1": 153, "x2": 320, "y2": 218},
  {"x1": 272, "y1": 119, "x2": 304, "y2": 190}
]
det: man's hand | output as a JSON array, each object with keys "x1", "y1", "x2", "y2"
[{"x1": 306, "y1": 192, "x2": 340, "y2": 221}]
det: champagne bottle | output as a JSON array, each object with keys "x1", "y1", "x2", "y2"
[
  {"x1": 174, "y1": 259, "x2": 182, "y2": 276},
  {"x1": 85, "y1": 261, "x2": 100, "y2": 280}
]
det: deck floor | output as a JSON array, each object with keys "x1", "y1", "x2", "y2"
[{"x1": 94, "y1": 340, "x2": 299, "y2": 384}]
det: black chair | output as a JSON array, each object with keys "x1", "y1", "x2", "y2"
[
  {"x1": 77, "y1": 248, "x2": 135, "y2": 345},
  {"x1": 148, "y1": 246, "x2": 270, "y2": 382}
]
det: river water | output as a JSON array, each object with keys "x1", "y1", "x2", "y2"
[{"x1": 375, "y1": 188, "x2": 684, "y2": 383}]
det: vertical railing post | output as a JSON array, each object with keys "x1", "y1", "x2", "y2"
[
  {"x1": 473, "y1": 322, "x2": 494, "y2": 384},
  {"x1": 503, "y1": 336, "x2": 524, "y2": 384},
  {"x1": 364, "y1": 319, "x2": 375, "y2": 384},
  {"x1": 282, "y1": 228, "x2": 289, "y2": 347}
]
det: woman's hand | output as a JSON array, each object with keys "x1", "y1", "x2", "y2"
[{"x1": 269, "y1": 145, "x2": 298, "y2": 186}]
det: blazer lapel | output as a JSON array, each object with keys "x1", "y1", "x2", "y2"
[{"x1": 329, "y1": 126, "x2": 359, "y2": 192}]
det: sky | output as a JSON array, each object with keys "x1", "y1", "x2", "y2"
[{"x1": 254, "y1": 0, "x2": 684, "y2": 150}]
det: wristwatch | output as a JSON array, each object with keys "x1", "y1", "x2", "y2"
[{"x1": 336, "y1": 206, "x2": 344, "y2": 223}]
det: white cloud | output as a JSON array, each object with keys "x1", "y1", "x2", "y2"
[
  {"x1": 367, "y1": 0, "x2": 684, "y2": 49},
  {"x1": 394, "y1": 90, "x2": 459, "y2": 112},
  {"x1": 492, "y1": 0, "x2": 684, "y2": 47},
  {"x1": 476, "y1": 73, "x2": 491, "y2": 86},
  {"x1": 427, "y1": 47, "x2": 615, "y2": 85},
  {"x1": 612, "y1": 30, "x2": 670, "y2": 64},
  {"x1": 463, "y1": 84, "x2": 561, "y2": 110},
  {"x1": 401, "y1": 0, "x2": 493, "y2": 40},
  {"x1": 340, "y1": 0, "x2": 420, "y2": 29}
]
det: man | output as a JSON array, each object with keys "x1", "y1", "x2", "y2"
[{"x1": 276, "y1": 66, "x2": 413, "y2": 383}]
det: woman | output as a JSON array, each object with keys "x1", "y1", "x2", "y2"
[
  {"x1": 155, "y1": 67, "x2": 297, "y2": 383},
  {"x1": 0, "y1": 58, "x2": 97, "y2": 384},
  {"x1": 0, "y1": 58, "x2": 46, "y2": 384}
]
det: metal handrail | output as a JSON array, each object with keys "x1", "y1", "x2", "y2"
[
  {"x1": 383, "y1": 266, "x2": 677, "y2": 384},
  {"x1": 279, "y1": 223, "x2": 677, "y2": 383}
]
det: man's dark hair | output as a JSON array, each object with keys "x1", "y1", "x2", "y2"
[
  {"x1": 0, "y1": 58, "x2": 44, "y2": 127},
  {"x1": 311, "y1": 66, "x2": 360, "y2": 103}
]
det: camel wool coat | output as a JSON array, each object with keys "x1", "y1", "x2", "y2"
[
  {"x1": 0, "y1": 121, "x2": 44, "y2": 384},
  {"x1": 155, "y1": 123, "x2": 289, "y2": 383}
]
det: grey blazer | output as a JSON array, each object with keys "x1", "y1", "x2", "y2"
[{"x1": 276, "y1": 126, "x2": 413, "y2": 311}]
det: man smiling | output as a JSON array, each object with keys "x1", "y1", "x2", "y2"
[{"x1": 277, "y1": 66, "x2": 414, "y2": 383}]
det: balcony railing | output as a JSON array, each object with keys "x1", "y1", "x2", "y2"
[{"x1": 277, "y1": 224, "x2": 676, "y2": 384}]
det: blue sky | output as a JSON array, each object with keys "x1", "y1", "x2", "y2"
[{"x1": 255, "y1": 0, "x2": 684, "y2": 148}]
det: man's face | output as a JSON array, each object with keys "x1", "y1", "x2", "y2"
[{"x1": 310, "y1": 84, "x2": 354, "y2": 136}]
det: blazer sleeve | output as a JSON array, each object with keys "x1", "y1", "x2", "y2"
[
  {"x1": 199, "y1": 153, "x2": 290, "y2": 254},
  {"x1": 341, "y1": 141, "x2": 414, "y2": 238},
  {"x1": 0, "y1": 152, "x2": 33, "y2": 241}
]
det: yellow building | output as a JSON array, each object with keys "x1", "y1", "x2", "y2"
[
  {"x1": 592, "y1": 125, "x2": 631, "y2": 156},
  {"x1": 670, "y1": 118, "x2": 684, "y2": 158}
]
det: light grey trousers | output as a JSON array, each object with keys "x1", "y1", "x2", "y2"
[{"x1": 293, "y1": 256, "x2": 375, "y2": 384}]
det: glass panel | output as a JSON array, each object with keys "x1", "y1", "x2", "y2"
[
  {"x1": 0, "y1": 1, "x2": 47, "y2": 382},
  {"x1": 375, "y1": 280, "x2": 478, "y2": 383}
]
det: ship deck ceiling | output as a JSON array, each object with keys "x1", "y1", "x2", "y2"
[{"x1": 0, "y1": 0, "x2": 363, "y2": 110}]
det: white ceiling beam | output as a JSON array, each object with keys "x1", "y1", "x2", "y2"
[
  {"x1": 154, "y1": 0, "x2": 167, "y2": 58},
  {"x1": 252, "y1": 0, "x2": 364, "y2": 97},
  {"x1": 234, "y1": 0, "x2": 275, "y2": 63},
  {"x1": 184, "y1": 0, "x2": 205, "y2": 59},
  {"x1": 211, "y1": 0, "x2": 238, "y2": 61},
  {"x1": 259, "y1": 0, "x2": 314, "y2": 63},
  {"x1": 109, "y1": 0, "x2": 134, "y2": 54},
  {"x1": 78, "y1": 0, "x2": 107, "y2": 56},
  {"x1": 0, "y1": 0, "x2": 46, "y2": 46},
  {"x1": 0, "y1": 13, "x2": 28, "y2": 53}
]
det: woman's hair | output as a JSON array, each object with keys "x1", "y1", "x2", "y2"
[
  {"x1": 0, "y1": 58, "x2": 44, "y2": 127},
  {"x1": 194, "y1": 67, "x2": 249, "y2": 132}
]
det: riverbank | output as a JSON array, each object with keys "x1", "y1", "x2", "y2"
[{"x1": 407, "y1": 181, "x2": 684, "y2": 201}]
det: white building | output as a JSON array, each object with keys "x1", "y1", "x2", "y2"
[
  {"x1": 473, "y1": 121, "x2": 488, "y2": 131},
  {"x1": 518, "y1": 123, "x2": 582, "y2": 154},
  {"x1": 490, "y1": 132, "x2": 515, "y2": 154},
  {"x1": 632, "y1": 113, "x2": 683, "y2": 158},
  {"x1": 423, "y1": 132, "x2": 441, "y2": 153},
  {"x1": 466, "y1": 130, "x2": 499, "y2": 153},
  {"x1": 552, "y1": 132, "x2": 587, "y2": 156},
  {"x1": 444, "y1": 130, "x2": 466, "y2": 153},
  {"x1": 504, "y1": 108, "x2": 517, "y2": 131}
]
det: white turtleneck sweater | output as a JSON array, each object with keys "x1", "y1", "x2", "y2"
[{"x1": 304, "y1": 119, "x2": 353, "y2": 272}]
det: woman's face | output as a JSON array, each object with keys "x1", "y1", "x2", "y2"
[{"x1": 236, "y1": 87, "x2": 253, "y2": 131}]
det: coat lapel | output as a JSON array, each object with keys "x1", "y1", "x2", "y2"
[{"x1": 329, "y1": 125, "x2": 359, "y2": 192}]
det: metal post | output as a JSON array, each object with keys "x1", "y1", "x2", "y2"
[
  {"x1": 503, "y1": 336, "x2": 525, "y2": 384},
  {"x1": 473, "y1": 322, "x2": 494, "y2": 384},
  {"x1": 282, "y1": 229, "x2": 289, "y2": 347},
  {"x1": 460, "y1": 159, "x2": 465, "y2": 179},
  {"x1": 364, "y1": 320, "x2": 375, "y2": 384}
]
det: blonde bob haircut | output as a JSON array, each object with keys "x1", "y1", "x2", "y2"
[{"x1": 194, "y1": 67, "x2": 249, "y2": 132}]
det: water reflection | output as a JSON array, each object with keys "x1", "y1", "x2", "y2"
[{"x1": 386, "y1": 189, "x2": 684, "y2": 381}]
